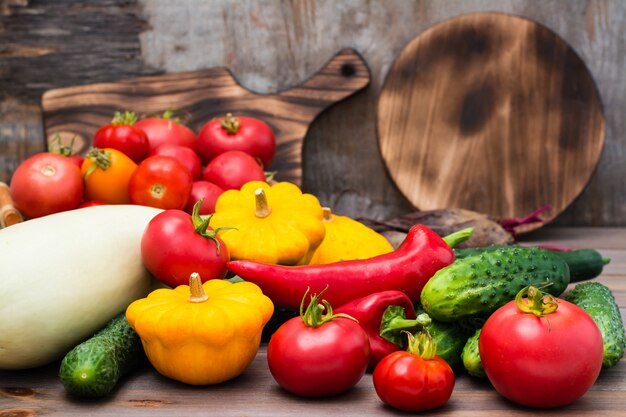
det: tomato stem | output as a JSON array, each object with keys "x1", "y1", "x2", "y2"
[
  {"x1": 220, "y1": 113, "x2": 241, "y2": 134},
  {"x1": 187, "y1": 272, "x2": 208, "y2": 303},
  {"x1": 299, "y1": 286, "x2": 357, "y2": 328},
  {"x1": 48, "y1": 132, "x2": 77, "y2": 157},
  {"x1": 191, "y1": 199, "x2": 235, "y2": 256},
  {"x1": 83, "y1": 148, "x2": 112, "y2": 180},
  {"x1": 515, "y1": 286, "x2": 559, "y2": 317},
  {"x1": 406, "y1": 330, "x2": 437, "y2": 360},
  {"x1": 112, "y1": 111, "x2": 138, "y2": 126}
]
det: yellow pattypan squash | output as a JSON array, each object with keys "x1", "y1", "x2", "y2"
[
  {"x1": 209, "y1": 181, "x2": 325, "y2": 265},
  {"x1": 308, "y1": 207, "x2": 394, "y2": 264},
  {"x1": 126, "y1": 273, "x2": 273, "y2": 385}
]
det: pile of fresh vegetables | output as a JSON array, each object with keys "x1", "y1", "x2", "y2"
[{"x1": 1, "y1": 109, "x2": 624, "y2": 412}]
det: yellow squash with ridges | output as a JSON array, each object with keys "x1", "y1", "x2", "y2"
[
  {"x1": 209, "y1": 181, "x2": 325, "y2": 265},
  {"x1": 126, "y1": 274, "x2": 274, "y2": 385}
]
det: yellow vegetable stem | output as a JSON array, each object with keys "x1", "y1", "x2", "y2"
[
  {"x1": 188, "y1": 273, "x2": 208, "y2": 303},
  {"x1": 254, "y1": 188, "x2": 272, "y2": 218},
  {"x1": 322, "y1": 207, "x2": 333, "y2": 221}
]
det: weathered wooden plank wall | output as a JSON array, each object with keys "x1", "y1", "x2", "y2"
[{"x1": 1, "y1": 0, "x2": 624, "y2": 226}]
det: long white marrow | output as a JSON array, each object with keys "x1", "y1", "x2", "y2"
[{"x1": 0, "y1": 204, "x2": 161, "y2": 369}]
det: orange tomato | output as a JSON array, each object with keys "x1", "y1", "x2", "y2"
[{"x1": 81, "y1": 148, "x2": 137, "y2": 204}]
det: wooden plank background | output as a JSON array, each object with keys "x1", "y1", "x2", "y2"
[{"x1": 1, "y1": 0, "x2": 624, "y2": 226}]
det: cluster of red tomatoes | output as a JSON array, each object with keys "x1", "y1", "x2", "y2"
[{"x1": 9, "y1": 111, "x2": 275, "y2": 220}]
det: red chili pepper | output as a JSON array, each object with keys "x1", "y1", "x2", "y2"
[
  {"x1": 227, "y1": 225, "x2": 472, "y2": 310},
  {"x1": 335, "y1": 290, "x2": 432, "y2": 369}
]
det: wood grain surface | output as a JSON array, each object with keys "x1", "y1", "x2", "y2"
[
  {"x1": 377, "y1": 13, "x2": 605, "y2": 231},
  {"x1": 1, "y1": 0, "x2": 625, "y2": 226},
  {"x1": 41, "y1": 48, "x2": 370, "y2": 185},
  {"x1": 1, "y1": 227, "x2": 625, "y2": 417}
]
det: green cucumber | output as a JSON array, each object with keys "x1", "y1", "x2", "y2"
[
  {"x1": 421, "y1": 246, "x2": 570, "y2": 322},
  {"x1": 414, "y1": 305, "x2": 477, "y2": 367},
  {"x1": 59, "y1": 314, "x2": 144, "y2": 397},
  {"x1": 461, "y1": 328, "x2": 485, "y2": 378},
  {"x1": 563, "y1": 282, "x2": 626, "y2": 368},
  {"x1": 455, "y1": 246, "x2": 610, "y2": 282}
]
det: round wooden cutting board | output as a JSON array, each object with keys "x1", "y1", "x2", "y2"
[{"x1": 377, "y1": 13, "x2": 605, "y2": 232}]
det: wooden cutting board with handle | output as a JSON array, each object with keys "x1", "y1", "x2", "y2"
[
  {"x1": 41, "y1": 48, "x2": 370, "y2": 186},
  {"x1": 377, "y1": 13, "x2": 605, "y2": 232}
]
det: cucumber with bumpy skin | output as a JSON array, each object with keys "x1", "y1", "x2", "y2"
[
  {"x1": 421, "y1": 246, "x2": 570, "y2": 322},
  {"x1": 563, "y1": 282, "x2": 626, "y2": 368},
  {"x1": 462, "y1": 328, "x2": 485, "y2": 378},
  {"x1": 59, "y1": 314, "x2": 144, "y2": 397},
  {"x1": 455, "y1": 247, "x2": 610, "y2": 282}
]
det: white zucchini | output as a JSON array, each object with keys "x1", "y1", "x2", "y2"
[{"x1": 0, "y1": 205, "x2": 161, "y2": 369}]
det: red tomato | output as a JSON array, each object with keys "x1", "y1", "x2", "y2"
[
  {"x1": 184, "y1": 181, "x2": 224, "y2": 215},
  {"x1": 78, "y1": 200, "x2": 107, "y2": 208},
  {"x1": 196, "y1": 113, "x2": 276, "y2": 167},
  {"x1": 373, "y1": 333, "x2": 455, "y2": 412},
  {"x1": 135, "y1": 111, "x2": 197, "y2": 152},
  {"x1": 267, "y1": 290, "x2": 370, "y2": 397},
  {"x1": 202, "y1": 150, "x2": 266, "y2": 190},
  {"x1": 141, "y1": 208, "x2": 229, "y2": 287},
  {"x1": 149, "y1": 143, "x2": 202, "y2": 180},
  {"x1": 129, "y1": 155, "x2": 193, "y2": 210},
  {"x1": 10, "y1": 153, "x2": 83, "y2": 219},
  {"x1": 93, "y1": 111, "x2": 150, "y2": 162},
  {"x1": 479, "y1": 287, "x2": 603, "y2": 408}
]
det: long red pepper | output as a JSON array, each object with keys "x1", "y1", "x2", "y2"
[{"x1": 227, "y1": 225, "x2": 472, "y2": 310}]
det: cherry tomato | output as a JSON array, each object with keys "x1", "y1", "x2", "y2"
[
  {"x1": 202, "y1": 150, "x2": 266, "y2": 190},
  {"x1": 141, "y1": 205, "x2": 229, "y2": 287},
  {"x1": 81, "y1": 148, "x2": 137, "y2": 204},
  {"x1": 149, "y1": 143, "x2": 202, "y2": 180},
  {"x1": 129, "y1": 155, "x2": 193, "y2": 210},
  {"x1": 184, "y1": 181, "x2": 224, "y2": 215},
  {"x1": 135, "y1": 110, "x2": 197, "y2": 152},
  {"x1": 93, "y1": 111, "x2": 150, "y2": 162},
  {"x1": 373, "y1": 332, "x2": 455, "y2": 412},
  {"x1": 10, "y1": 153, "x2": 83, "y2": 219},
  {"x1": 267, "y1": 289, "x2": 370, "y2": 397},
  {"x1": 479, "y1": 286, "x2": 603, "y2": 408},
  {"x1": 196, "y1": 113, "x2": 276, "y2": 167}
]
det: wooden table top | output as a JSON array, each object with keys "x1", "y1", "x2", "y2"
[{"x1": 1, "y1": 227, "x2": 625, "y2": 416}]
